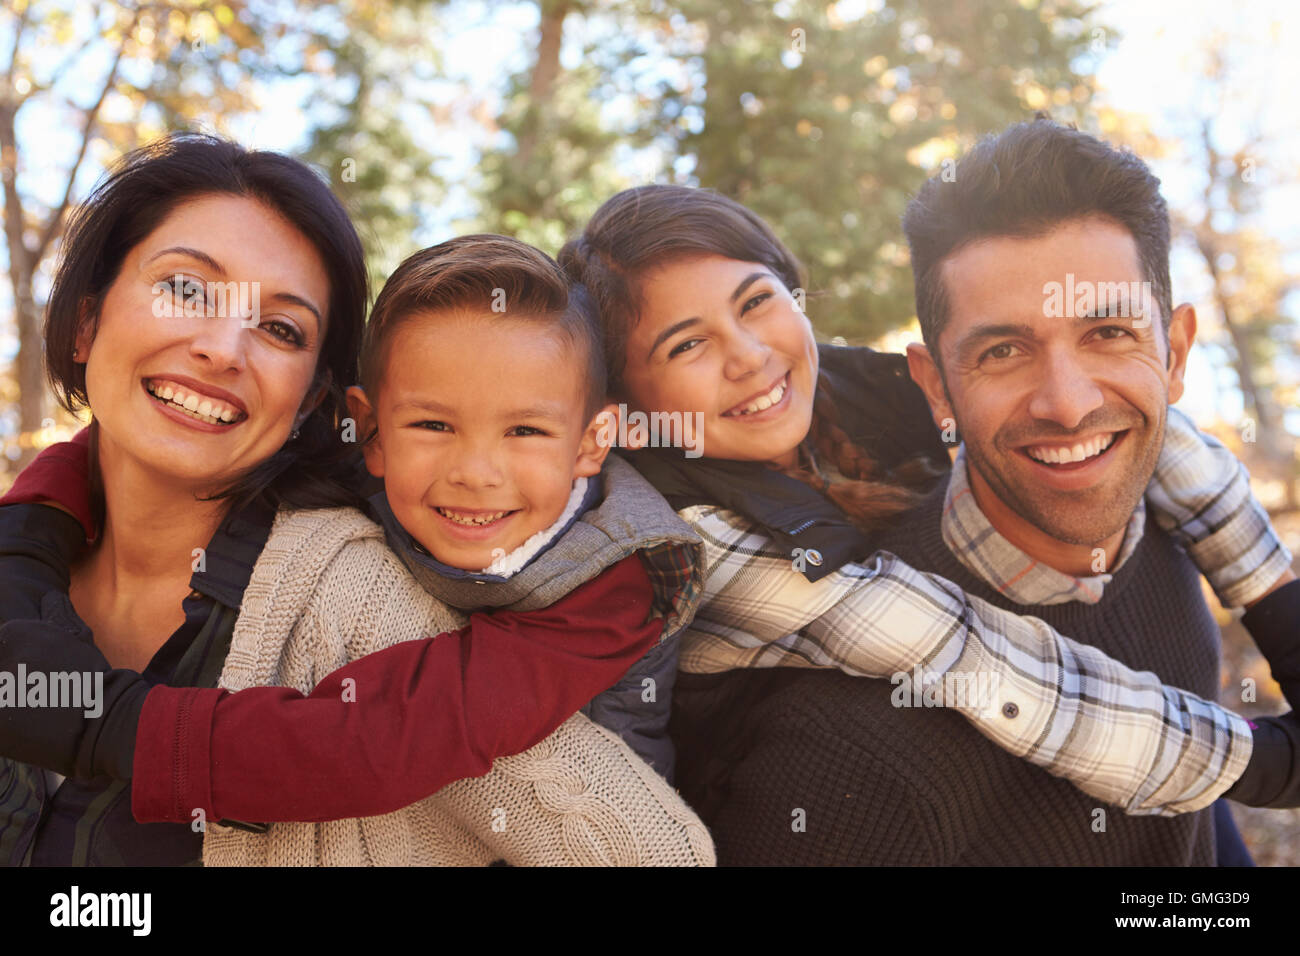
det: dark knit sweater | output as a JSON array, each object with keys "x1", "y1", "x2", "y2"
[{"x1": 672, "y1": 482, "x2": 1223, "y2": 866}]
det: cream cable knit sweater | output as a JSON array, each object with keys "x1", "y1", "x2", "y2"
[{"x1": 202, "y1": 506, "x2": 715, "y2": 867}]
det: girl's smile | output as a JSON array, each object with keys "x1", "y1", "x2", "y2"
[{"x1": 619, "y1": 255, "x2": 819, "y2": 468}]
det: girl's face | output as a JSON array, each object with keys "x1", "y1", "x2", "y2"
[
  {"x1": 619, "y1": 254, "x2": 819, "y2": 468},
  {"x1": 78, "y1": 194, "x2": 330, "y2": 494}
]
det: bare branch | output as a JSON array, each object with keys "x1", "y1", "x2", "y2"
[{"x1": 33, "y1": 4, "x2": 142, "y2": 262}]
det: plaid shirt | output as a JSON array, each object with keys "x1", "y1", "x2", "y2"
[{"x1": 677, "y1": 408, "x2": 1282, "y2": 816}]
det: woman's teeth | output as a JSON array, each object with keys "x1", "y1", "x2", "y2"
[
  {"x1": 1026, "y1": 432, "x2": 1118, "y2": 465},
  {"x1": 727, "y1": 378, "x2": 787, "y2": 417},
  {"x1": 437, "y1": 507, "x2": 511, "y2": 526},
  {"x1": 147, "y1": 380, "x2": 242, "y2": 426}
]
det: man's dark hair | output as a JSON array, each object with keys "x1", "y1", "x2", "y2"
[
  {"x1": 902, "y1": 117, "x2": 1173, "y2": 361},
  {"x1": 361, "y1": 234, "x2": 606, "y2": 419}
]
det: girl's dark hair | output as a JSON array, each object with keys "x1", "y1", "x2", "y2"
[
  {"x1": 361, "y1": 234, "x2": 606, "y2": 419},
  {"x1": 46, "y1": 133, "x2": 368, "y2": 517},
  {"x1": 559, "y1": 185, "x2": 937, "y2": 533}
]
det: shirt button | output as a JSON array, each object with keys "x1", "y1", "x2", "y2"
[
  {"x1": 805, "y1": 549, "x2": 824, "y2": 566},
  {"x1": 1002, "y1": 702, "x2": 1020, "y2": 719}
]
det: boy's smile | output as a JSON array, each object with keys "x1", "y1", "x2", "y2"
[{"x1": 348, "y1": 309, "x2": 611, "y2": 572}]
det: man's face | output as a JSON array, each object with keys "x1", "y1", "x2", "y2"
[{"x1": 907, "y1": 215, "x2": 1195, "y2": 550}]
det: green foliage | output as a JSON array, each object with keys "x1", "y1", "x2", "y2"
[{"x1": 474, "y1": 0, "x2": 1109, "y2": 341}]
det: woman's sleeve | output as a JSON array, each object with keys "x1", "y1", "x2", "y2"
[
  {"x1": 433, "y1": 712, "x2": 714, "y2": 866},
  {"x1": 678, "y1": 504, "x2": 1253, "y2": 817},
  {"x1": 132, "y1": 554, "x2": 664, "y2": 824},
  {"x1": 1146, "y1": 407, "x2": 1292, "y2": 608}
]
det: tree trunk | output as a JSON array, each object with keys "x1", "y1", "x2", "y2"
[{"x1": 514, "y1": 0, "x2": 571, "y2": 169}]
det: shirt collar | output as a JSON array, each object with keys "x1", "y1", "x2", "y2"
[
  {"x1": 188, "y1": 495, "x2": 278, "y2": 608},
  {"x1": 368, "y1": 475, "x2": 602, "y2": 586},
  {"x1": 940, "y1": 444, "x2": 1146, "y2": 606}
]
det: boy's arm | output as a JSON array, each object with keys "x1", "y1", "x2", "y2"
[
  {"x1": 135, "y1": 554, "x2": 662, "y2": 824},
  {"x1": 680, "y1": 504, "x2": 1256, "y2": 817},
  {"x1": 0, "y1": 555, "x2": 661, "y2": 822},
  {"x1": 1146, "y1": 406, "x2": 1292, "y2": 609}
]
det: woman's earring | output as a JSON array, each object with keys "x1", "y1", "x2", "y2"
[{"x1": 290, "y1": 424, "x2": 301, "y2": 441}]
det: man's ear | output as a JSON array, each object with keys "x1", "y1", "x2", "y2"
[
  {"x1": 905, "y1": 342, "x2": 957, "y2": 433},
  {"x1": 1165, "y1": 304, "x2": 1196, "y2": 404},
  {"x1": 345, "y1": 385, "x2": 385, "y2": 478},
  {"x1": 574, "y1": 402, "x2": 620, "y2": 478}
]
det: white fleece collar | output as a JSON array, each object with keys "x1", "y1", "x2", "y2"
[{"x1": 478, "y1": 477, "x2": 589, "y2": 578}]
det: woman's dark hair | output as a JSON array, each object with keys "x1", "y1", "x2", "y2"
[
  {"x1": 559, "y1": 185, "x2": 938, "y2": 533},
  {"x1": 361, "y1": 234, "x2": 606, "y2": 420},
  {"x1": 46, "y1": 133, "x2": 368, "y2": 516},
  {"x1": 903, "y1": 117, "x2": 1173, "y2": 365}
]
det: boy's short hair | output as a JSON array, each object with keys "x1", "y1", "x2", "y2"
[
  {"x1": 902, "y1": 117, "x2": 1174, "y2": 365},
  {"x1": 361, "y1": 234, "x2": 607, "y2": 418}
]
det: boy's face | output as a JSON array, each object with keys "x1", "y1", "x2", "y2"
[{"x1": 348, "y1": 310, "x2": 614, "y2": 572}]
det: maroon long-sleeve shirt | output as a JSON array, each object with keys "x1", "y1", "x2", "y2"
[{"x1": 1, "y1": 436, "x2": 661, "y2": 824}]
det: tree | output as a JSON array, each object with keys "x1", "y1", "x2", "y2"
[
  {"x1": 475, "y1": 0, "x2": 1110, "y2": 341},
  {"x1": 0, "y1": 1, "x2": 301, "y2": 470}
]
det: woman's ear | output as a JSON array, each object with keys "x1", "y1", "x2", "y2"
[
  {"x1": 573, "y1": 402, "x2": 620, "y2": 478},
  {"x1": 73, "y1": 298, "x2": 98, "y2": 362},
  {"x1": 345, "y1": 385, "x2": 385, "y2": 477}
]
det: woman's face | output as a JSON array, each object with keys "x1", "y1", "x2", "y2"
[
  {"x1": 619, "y1": 254, "x2": 820, "y2": 468},
  {"x1": 78, "y1": 194, "x2": 330, "y2": 493}
]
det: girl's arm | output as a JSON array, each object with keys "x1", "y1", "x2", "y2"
[
  {"x1": 1146, "y1": 407, "x2": 1293, "y2": 611},
  {"x1": 678, "y1": 503, "x2": 1276, "y2": 817}
]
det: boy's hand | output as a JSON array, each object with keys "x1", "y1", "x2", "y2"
[{"x1": 0, "y1": 615, "x2": 146, "y2": 781}]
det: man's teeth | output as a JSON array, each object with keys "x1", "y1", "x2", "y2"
[
  {"x1": 1026, "y1": 432, "x2": 1117, "y2": 464},
  {"x1": 437, "y1": 508, "x2": 510, "y2": 526},
  {"x1": 728, "y1": 378, "x2": 787, "y2": 416},
  {"x1": 147, "y1": 381, "x2": 241, "y2": 425}
]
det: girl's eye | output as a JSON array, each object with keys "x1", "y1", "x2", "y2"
[
  {"x1": 668, "y1": 337, "x2": 704, "y2": 358},
  {"x1": 509, "y1": 425, "x2": 546, "y2": 437},
  {"x1": 412, "y1": 420, "x2": 450, "y2": 432},
  {"x1": 261, "y1": 318, "x2": 305, "y2": 346},
  {"x1": 741, "y1": 292, "x2": 773, "y2": 315}
]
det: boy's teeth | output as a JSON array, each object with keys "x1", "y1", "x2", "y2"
[
  {"x1": 147, "y1": 380, "x2": 241, "y2": 426},
  {"x1": 731, "y1": 379, "x2": 787, "y2": 416},
  {"x1": 1026, "y1": 432, "x2": 1116, "y2": 464},
  {"x1": 438, "y1": 508, "x2": 510, "y2": 526}
]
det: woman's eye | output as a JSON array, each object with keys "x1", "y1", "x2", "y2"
[
  {"x1": 668, "y1": 337, "x2": 703, "y2": 358},
  {"x1": 261, "y1": 318, "x2": 304, "y2": 346},
  {"x1": 741, "y1": 292, "x2": 772, "y2": 315}
]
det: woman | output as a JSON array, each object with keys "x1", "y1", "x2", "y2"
[
  {"x1": 0, "y1": 135, "x2": 711, "y2": 866},
  {"x1": 4, "y1": 178, "x2": 1297, "y2": 849}
]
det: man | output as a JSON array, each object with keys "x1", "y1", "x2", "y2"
[{"x1": 668, "y1": 119, "x2": 1298, "y2": 865}]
